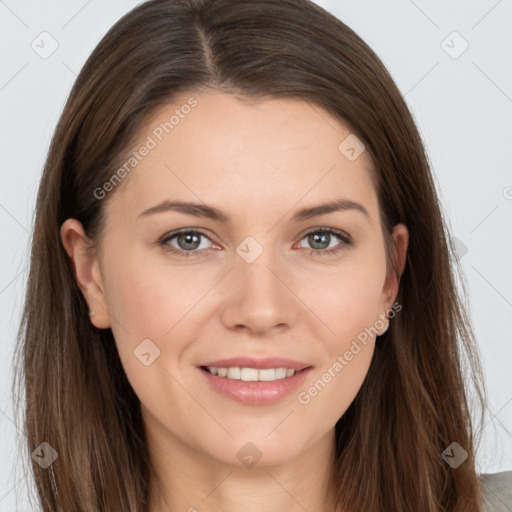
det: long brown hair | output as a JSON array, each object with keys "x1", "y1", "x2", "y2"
[{"x1": 13, "y1": 0, "x2": 487, "y2": 510}]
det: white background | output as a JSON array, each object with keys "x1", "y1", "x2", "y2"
[{"x1": 1, "y1": 0, "x2": 511, "y2": 509}]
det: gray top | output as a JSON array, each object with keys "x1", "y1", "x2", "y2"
[{"x1": 480, "y1": 471, "x2": 512, "y2": 511}]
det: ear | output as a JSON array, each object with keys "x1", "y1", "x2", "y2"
[
  {"x1": 380, "y1": 223, "x2": 408, "y2": 314},
  {"x1": 60, "y1": 218, "x2": 111, "y2": 329}
]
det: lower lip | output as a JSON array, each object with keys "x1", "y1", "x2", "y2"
[{"x1": 198, "y1": 367, "x2": 313, "y2": 405}]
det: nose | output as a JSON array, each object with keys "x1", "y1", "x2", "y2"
[{"x1": 219, "y1": 246, "x2": 299, "y2": 336}]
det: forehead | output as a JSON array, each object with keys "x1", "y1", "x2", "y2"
[{"x1": 107, "y1": 91, "x2": 378, "y2": 222}]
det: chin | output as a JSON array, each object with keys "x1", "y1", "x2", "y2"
[{"x1": 205, "y1": 433, "x2": 307, "y2": 469}]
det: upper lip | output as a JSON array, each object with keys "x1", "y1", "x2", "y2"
[{"x1": 199, "y1": 357, "x2": 313, "y2": 371}]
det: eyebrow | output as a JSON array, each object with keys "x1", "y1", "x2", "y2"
[{"x1": 137, "y1": 198, "x2": 370, "y2": 223}]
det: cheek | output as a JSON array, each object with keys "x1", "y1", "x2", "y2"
[
  {"x1": 99, "y1": 249, "x2": 196, "y2": 379},
  {"x1": 294, "y1": 269, "x2": 382, "y2": 429},
  {"x1": 103, "y1": 248, "x2": 204, "y2": 336},
  {"x1": 297, "y1": 341, "x2": 375, "y2": 434},
  {"x1": 292, "y1": 261, "x2": 383, "y2": 412},
  {"x1": 298, "y1": 261, "x2": 385, "y2": 347}
]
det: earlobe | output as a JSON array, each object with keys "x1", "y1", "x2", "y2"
[{"x1": 60, "y1": 219, "x2": 111, "y2": 329}]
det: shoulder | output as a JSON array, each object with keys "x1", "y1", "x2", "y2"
[{"x1": 479, "y1": 470, "x2": 512, "y2": 511}]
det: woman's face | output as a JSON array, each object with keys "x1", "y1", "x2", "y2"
[{"x1": 62, "y1": 90, "x2": 408, "y2": 468}]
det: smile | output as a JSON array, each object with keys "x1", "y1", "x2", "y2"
[
  {"x1": 202, "y1": 366, "x2": 299, "y2": 381},
  {"x1": 198, "y1": 366, "x2": 313, "y2": 405}
]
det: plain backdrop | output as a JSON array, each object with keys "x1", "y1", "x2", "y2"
[{"x1": 1, "y1": 0, "x2": 511, "y2": 510}]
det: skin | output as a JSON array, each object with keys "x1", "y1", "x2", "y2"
[{"x1": 61, "y1": 90, "x2": 408, "y2": 512}]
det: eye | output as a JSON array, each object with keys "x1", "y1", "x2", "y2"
[
  {"x1": 159, "y1": 229, "x2": 216, "y2": 257},
  {"x1": 296, "y1": 228, "x2": 352, "y2": 256}
]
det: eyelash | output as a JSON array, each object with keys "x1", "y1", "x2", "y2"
[{"x1": 158, "y1": 227, "x2": 352, "y2": 258}]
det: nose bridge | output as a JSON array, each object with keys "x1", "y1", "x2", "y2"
[{"x1": 220, "y1": 234, "x2": 297, "y2": 333}]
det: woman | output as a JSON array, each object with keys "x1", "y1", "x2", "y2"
[{"x1": 14, "y1": 0, "x2": 512, "y2": 510}]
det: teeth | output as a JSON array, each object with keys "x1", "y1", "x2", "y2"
[
  {"x1": 227, "y1": 367, "x2": 241, "y2": 379},
  {"x1": 241, "y1": 368, "x2": 258, "y2": 381},
  {"x1": 258, "y1": 368, "x2": 277, "y2": 381},
  {"x1": 206, "y1": 366, "x2": 298, "y2": 381},
  {"x1": 276, "y1": 368, "x2": 287, "y2": 379}
]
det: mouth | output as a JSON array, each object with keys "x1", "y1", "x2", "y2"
[
  {"x1": 196, "y1": 359, "x2": 314, "y2": 405},
  {"x1": 199, "y1": 365, "x2": 311, "y2": 382}
]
